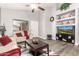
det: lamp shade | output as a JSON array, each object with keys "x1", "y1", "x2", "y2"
[
  {"x1": 0, "y1": 26, "x2": 6, "y2": 36},
  {"x1": 0, "y1": 26, "x2": 6, "y2": 31}
]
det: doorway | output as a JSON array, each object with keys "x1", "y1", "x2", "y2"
[{"x1": 13, "y1": 19, "x2": 29, "y2": 34}]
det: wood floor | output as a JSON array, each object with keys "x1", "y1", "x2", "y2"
[
  {"x1": 44, "y1": 40, "x2": 79, "y2": 56},
  {"x1": 22, "y1": 39, "x2": 79, "y2": 56}
]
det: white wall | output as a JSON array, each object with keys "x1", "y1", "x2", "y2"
[
  {"x1": 39, "y1": 12, "x2": 46, "y2": 39},
  {"x1": 29, "y1": 20, "x2": 39, "y2": 38},
  {"x1": 39, "y1": 4, "x2": 57, "y2": 40},
  {"x1": 1, "y1": 8, "x2": 40, "y2": 36},
  {"x1": 51, "y1": 4, "x2": 57, "y2": 40}
]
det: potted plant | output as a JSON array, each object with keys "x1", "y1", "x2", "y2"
[{"x1": 59, "y1": 3, "x2": 71, "y2": 11}]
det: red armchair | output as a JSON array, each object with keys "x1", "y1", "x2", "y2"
[
  {"x1": 15, "y1": 31, "x2": 29, "y2": 49},
  {"x1": 23, "y1": 31, "x2": 29, "y2": 39},
  {"x1": 0, "y1": 48, "x2": 21, "y2": 56},
  {"x1": 15, "y1": 31, "x2": 29, "y2": 43}
]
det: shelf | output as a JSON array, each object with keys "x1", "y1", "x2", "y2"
[
  {"x1": 56, "y1": 16, "x2": 75, "y2": 21},
  {"x1": 56, "y1": 24, "x2": 75, "y2": 26},
  {"x1": 56, "y1": 8, "x2": 75, "y2": 16}
]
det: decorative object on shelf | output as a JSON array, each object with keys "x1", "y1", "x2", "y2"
[
  {"x1": 66, "y1": 21, "x2": 70, "y2": 24},
  {"x1": 50, "y1": 16, "x2": 54, "y2": 22},
  {"x1": 69, "y1": 19, "x2": 75, "y2": 24},
  {"x1": 60, "y1": 3, "x2": 71, "y2": 11},
  {"x1": 58, "y1": 16, "x2": 61, "y2": 19}
]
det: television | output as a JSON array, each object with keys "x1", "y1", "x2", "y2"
[{"x1": 57, "y1": 26, "x2": 75, "y2": 35}]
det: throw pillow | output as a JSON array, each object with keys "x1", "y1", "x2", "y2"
[
  {"x1": 0, "y1": 36, "x2": 12, "y2": 46},
  {"x1": 16, "y1": 32, "x2": 22, "y2": 37}
]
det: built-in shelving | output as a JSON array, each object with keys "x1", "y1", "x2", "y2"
[
  {"x1": 56, "y1": 9, "x2": 75, "y2": 25},
  {"x1": 56, "y1": 8, "x2": 76, "y2": 44},
  {"x1": 56, "y1": 8, "x2": 75, "y2": 16}
]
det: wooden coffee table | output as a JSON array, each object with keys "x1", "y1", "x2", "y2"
[{"x1": 26, "y1": 38, "x2": 49, "y2": 56}]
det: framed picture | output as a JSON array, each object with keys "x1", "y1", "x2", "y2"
[{"x1": 50, "y1": 16, "x2": 54, "y2": 22}]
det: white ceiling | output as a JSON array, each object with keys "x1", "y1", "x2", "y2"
[{"x1": 0, "y1": 3, "x2": 55, "y2": 11}]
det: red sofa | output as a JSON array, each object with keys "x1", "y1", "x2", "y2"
[
  {"x1": 0, "y1": 48, "x2": 21, "y2": 56},
  {"x1": 0, "y1": 36, "x2": 21, "y2": 56}
]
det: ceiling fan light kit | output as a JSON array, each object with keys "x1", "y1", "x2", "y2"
[{"x1": 26, "y1": 4, "x2": 45, "y2": 13}]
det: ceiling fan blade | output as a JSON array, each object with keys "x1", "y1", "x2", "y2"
[
  {"x1": 38, "y1": 6, "x2": 45, "y2": 11},
  {"x1": 32, "y1": 9, "x2": 34, "y2": 13},
  {"x1": 26, "y1": 5, "x2": 30, "y2": 7}
]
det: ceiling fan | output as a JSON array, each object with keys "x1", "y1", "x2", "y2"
[{"x1": 26, "y1": 4, "x2": 45, "y2": 13}]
